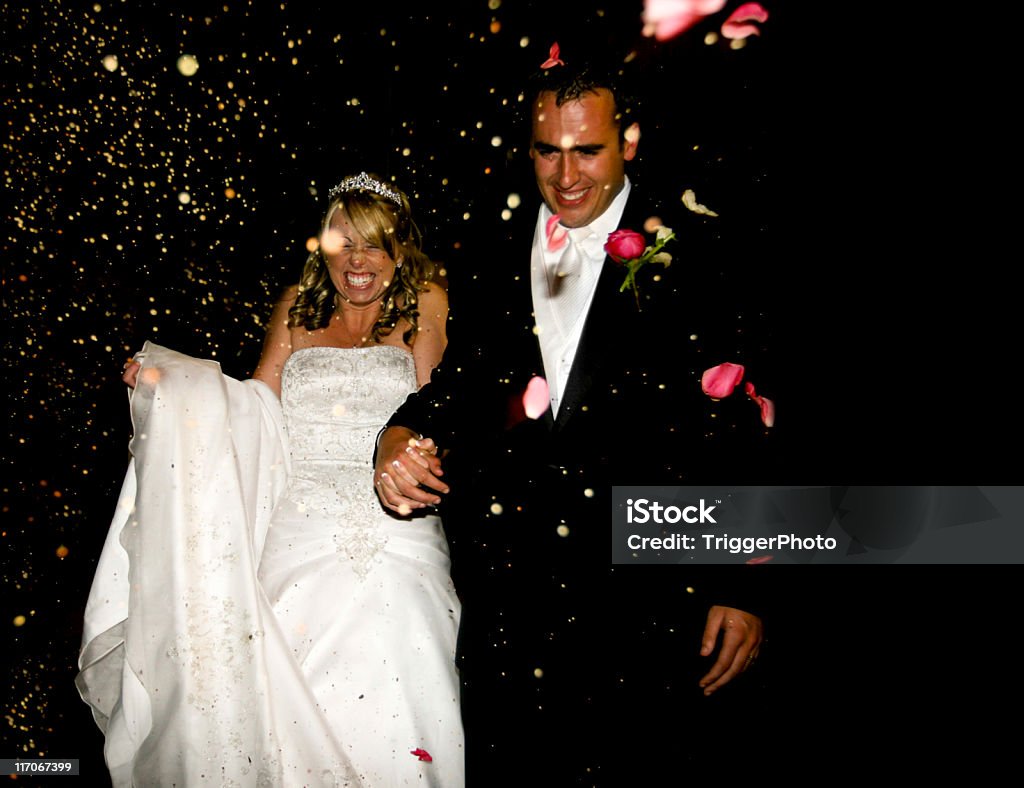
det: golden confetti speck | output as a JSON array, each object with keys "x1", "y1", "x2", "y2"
[
  {"x1": 490, "y1": 503, "x2": 503, "y2": 515},
  {"x1": 402, "y1": 148, "x2": 412, "y2": 156},
  {"x1": 559, "y1": 133, "x2": 575, "y2": 149},
  {"x1": 305, "y1": 237, "x2": 319, "y2": 253},
  {"x1": 56, "y1": 545, "x2": 69, "y2": 559},
  {"x1": 489, "y1": 0, "x2": 502, "y2": 9},
  {"x1": 690, "y1": 334, "x2": 698, "y2": 341},
  {"x1": 224, "y1": 187, "x2": 236, "y2": 199},
  {"x1": 178, "y1": 192, "x2": 191, "y2": 205},
  {"x1": 176, "y1": 54, "x2": 199, "y2": 77},
  {"x1": 533, "y1": 668, "x2": 544, "y2": 678},
  {"x1": 624, "y1": 125, "x2": 640, "y2": 144},
  {"x1": 500, "y1": 209, "x2": 511, "y2": 221},
  {"x1": 506, "y1": 193, "x2": 521, "y2": 209},
  {"x1": 556, "y1": 525, "x2": 569, "y2": 537},
  {"x1": 321, "y1": 228, "x2": 344, "y2": 255},
  {"x1": 705, "y1": 32, "x2": 720, "y2": 45},
  {"x1": 686, "y1": 586, "x2": 695, "y2": 594},
  {"x1": 583, "y1": 488, "x2": 594, "y2": 498},
  {"x1": 102, "y1": 55, "x2": 119, "y2": 72},
  {"x1": 519, "y1": 36, "x2": 530, "y2": 48},
  {"x1": 397, "y1": 503, "x2": 413, "y2": 516},
  {"x1": 490, "y1": 136, "x2": 502, "y2": 147},
  {"x1": 13, "y1": 616, "x2": 26, "y2": 627},
  {"x1": 643, "y1": 216, "x2": 663, "y2": 233}
]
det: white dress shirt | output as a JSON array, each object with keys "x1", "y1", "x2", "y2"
[{"x1": 530, "y1": 178, "x2": 631, "y2": 417}]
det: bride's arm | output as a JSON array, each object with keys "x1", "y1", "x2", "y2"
[
  {"x1": 411, "y1": 282, "x2": 448, "y2": 388},
  {"x1": 252, "y1": 285, "x2": 298, "y2": 398}
]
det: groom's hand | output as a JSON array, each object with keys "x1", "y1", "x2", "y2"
[
  {"x1": 697, "y1": 606, "x2": 764, "y2": 696},
  {"x1": 374, "y1": 427, "x2": 449, "y2": 515}
]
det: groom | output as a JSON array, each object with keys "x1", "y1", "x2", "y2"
[{"x1": 376, "y1": 53, "x2": 768, "y2": 783}]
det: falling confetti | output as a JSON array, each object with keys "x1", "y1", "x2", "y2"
[
  {"x1": 681, "y1": 188, "x2": 720, "y2": 216},
  {"x1": 540, "y1": 42, "x2": 565, "y2": 69},
  {"x1": 545, "y1": 214, "x2": 569, "y2": 251},
  {"x1": 522, "y1": 376, "x2": 550, "y2": 419},
  {"x1": 176, "y1": 54, "x2": 199, "y2": 76},
  {"x1": 721, "y1": 2, "x2": 769, "y2": 39},
  {"x1": 642, "y1": 0, "x2": 726, "y2": 41}
]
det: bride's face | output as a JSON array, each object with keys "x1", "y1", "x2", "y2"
[{"x1": 320, "y1": 208, "x2": 400, "y2": 308}]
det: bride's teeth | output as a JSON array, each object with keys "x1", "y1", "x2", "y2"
[{"x1": 347, "y1": 273, "x2": 374, "y2": 286}]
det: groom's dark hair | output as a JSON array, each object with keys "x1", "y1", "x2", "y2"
[{"x1": 526, "y1": 49, "x2": 640, "y2": 145}]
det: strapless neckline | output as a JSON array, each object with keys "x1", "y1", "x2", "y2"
[{"x1": 283, "y1": 343, "x2": 412, "y2": 371}]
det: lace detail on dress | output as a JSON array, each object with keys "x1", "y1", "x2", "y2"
[{"x1": 279, "y1": 346, "x2": 416, "y2": 578}]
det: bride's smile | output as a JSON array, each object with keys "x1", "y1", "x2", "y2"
[{"x1": 322, "y1": 208, "x2": 400, "y2": 307}]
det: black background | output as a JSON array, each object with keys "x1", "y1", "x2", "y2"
[{"x1": 2, "y1": 0, "x2": 1017, "y2": 779}]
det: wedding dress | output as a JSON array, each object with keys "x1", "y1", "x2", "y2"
[{"x1": 76, "y1": 342, "x2": 463, "y2": 787}]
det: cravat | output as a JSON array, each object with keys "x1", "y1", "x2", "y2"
[{"x1": 551, "y1": 227, "x2": 591, "y2": 337}]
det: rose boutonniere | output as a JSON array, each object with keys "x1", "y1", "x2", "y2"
[{"x1": 604, "y1": 225, "x2": 676, "y2": 306}]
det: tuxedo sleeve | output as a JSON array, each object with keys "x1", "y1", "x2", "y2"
[{"x1": 386, "y1": 270, "x2": 509, "y2": 453}]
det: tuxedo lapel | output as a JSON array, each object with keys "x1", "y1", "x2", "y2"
[
  {"x1": 553, "y1": 256, "x2": 627, "y2": 430},
  {"x1": 553, "y1": 196, "x2": 652, "y2": 431}
]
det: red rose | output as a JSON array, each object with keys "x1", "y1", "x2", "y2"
[{"x1": 604, "y1": 229, "x2": 647, "y2": 263}]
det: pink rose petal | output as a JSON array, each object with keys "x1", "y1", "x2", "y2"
[
  {"x1": 410, "y1": 748, "x2": 433, "y2": 762},
  {"x1": 546, "y1": 213, "x2": 568, "y2": 252},
  {"x1": 745, "y1": 380, "x2": 775, "y2": 427},
  {"x1": 523, "y1": 376, "x2": 550, "y2": 420},
  {"x1": 746, "y1": 554, "x2": 774, "y2": 564},
  {"x1": 540, "y1": 42, "x2": 566, "y2": 69},
  {"x1": 701, "y1": 362, "x2": 745, "y2": 399},
  {"x1": 642, "y1": 0, "x2": 726, "y2": 41},
  {"x1": 721, "y1": 2, "x2": 769, "y2": 39}
]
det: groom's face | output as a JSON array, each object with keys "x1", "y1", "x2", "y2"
[{"x1": 530, "y1": 88, "x2": 638, "y2": 229}]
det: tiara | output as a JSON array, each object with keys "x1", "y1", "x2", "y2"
[{"x1": 328, "y1": 172, "x2": 402, "y2": 206}]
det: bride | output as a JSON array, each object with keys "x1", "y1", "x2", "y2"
[{"x1": 76, "y1": 173, "x2": 464, "y2": 787}]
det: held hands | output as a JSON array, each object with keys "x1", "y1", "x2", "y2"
[
  {"x1": 374, "y1": 427, "x2": 449, "y2": 515},
  {"x1": 698, "y1": 606, "x2": 764, "y2": 696}
]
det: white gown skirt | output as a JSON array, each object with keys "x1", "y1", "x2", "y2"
[{"x1": 76, "y1": 343, "x2": 463, "y2": 787}]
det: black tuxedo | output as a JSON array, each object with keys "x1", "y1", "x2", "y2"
[{"x1": 390, "y1": 189, "x2": 773, "y2": 783}]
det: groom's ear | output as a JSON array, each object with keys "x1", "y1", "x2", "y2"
[{"x1": 622, "y1": 123, "x2": 640, "y2": 161}]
